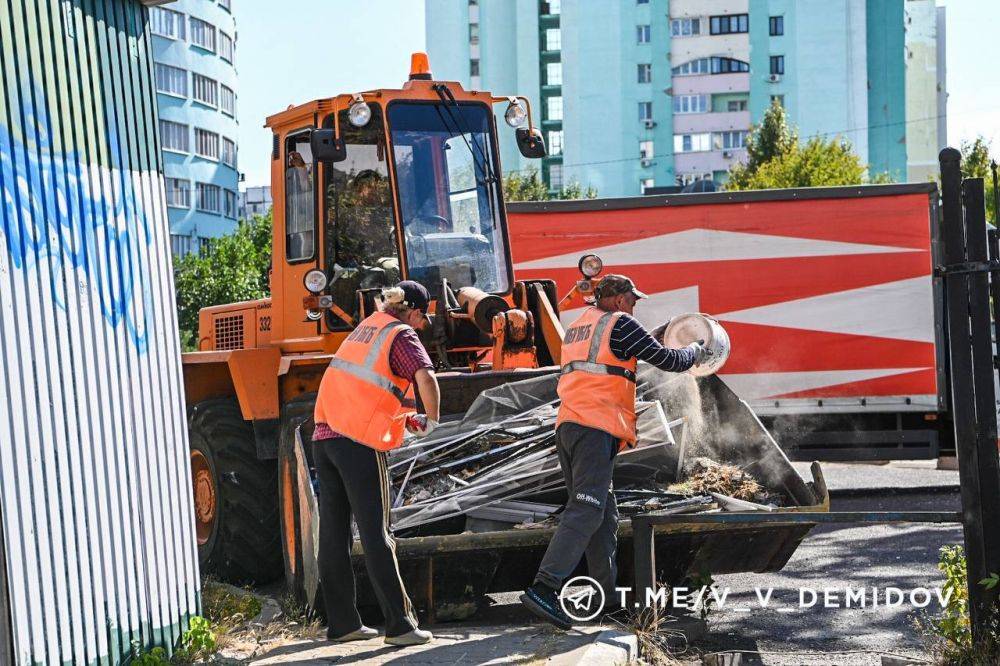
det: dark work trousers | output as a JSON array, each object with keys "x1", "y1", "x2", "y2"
[
  {"x1": 314, "y1": 436, "x2": 418, "y2": 638},
  {"x1": 534, "y1": 422, "x2": 619, "y2": 602}
]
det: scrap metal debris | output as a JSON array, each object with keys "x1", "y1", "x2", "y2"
[{"x1": 384, "y1": 373, "x2": 785, "y2": 535}]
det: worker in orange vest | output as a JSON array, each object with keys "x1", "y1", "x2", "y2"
[
  {"x1": 521, "y1": 274, "x2": 710, "y2": 629},
  {"x1": 313, "y1": 280, "x2": 439, "y2": 646}
]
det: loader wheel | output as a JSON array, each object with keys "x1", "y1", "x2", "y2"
[
  {"x1": 188, "y1": 399, "x2": 283, "y2": 585},
  {"x1": 278, "y1": 394, "x2": 317, "y2": 605}
]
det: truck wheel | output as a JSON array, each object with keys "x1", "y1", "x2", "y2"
[
  {"x1": 278, "y1": 394, "x2": 317, "y2": 606},
  {"x1": 188, "y1": 399, "x2": 283, "y2": 584}
]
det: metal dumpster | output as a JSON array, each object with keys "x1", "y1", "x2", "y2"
[{"x1": 288, "y1": 373, "x2": 828, "y2": 622}]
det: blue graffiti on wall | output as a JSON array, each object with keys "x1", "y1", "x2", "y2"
[{"x1": 0, "y1": 91, "x2": 153, "y2": 354}]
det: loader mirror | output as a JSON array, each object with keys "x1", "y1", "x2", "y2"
[
  {"x1": 310, "y1": 129, "x2": 347, "y2": 163},
  {"x1": 516, "y1": 127, "x2": 546, "y2": 159}
]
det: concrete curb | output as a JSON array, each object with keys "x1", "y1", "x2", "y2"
[
  {"x1": 550, "y1": 629, "x2": 637, "y2": 666},
  {"x1": 828, "y1": 484, "x2": 959, "y2": 498}
]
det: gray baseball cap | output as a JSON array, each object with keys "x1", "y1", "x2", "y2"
[{"x1": 592, "y1": 274, "x2": 648, "y2": 300}]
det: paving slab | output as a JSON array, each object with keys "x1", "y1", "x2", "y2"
[{"x1": 248, "y1": 623, "x2": 635, "y2": 665}]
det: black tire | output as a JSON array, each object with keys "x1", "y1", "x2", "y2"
[
  {"x1": 278, "y1": 393, "x2": 317, "y2": 604},
  {"x1": 189, "y1": 399, "x2": 283, "y2": 584}
]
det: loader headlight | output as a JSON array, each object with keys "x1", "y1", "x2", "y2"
[
  {"x1": 304, "y1": 269, "x2": 328, "y2": 293},
  {"x1": 504, "y1": 99, "x2": 527, "y2": 128},
  {"x1": 348, "y1": 100, "x2": 372, "y2": 127},
  {"x1": 578, "y1": 254, "x2": 603, "y2": 278}
]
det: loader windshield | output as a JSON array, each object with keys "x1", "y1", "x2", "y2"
[{"x1": 388, "y1": 101, "x2": 511, "y2": 294}]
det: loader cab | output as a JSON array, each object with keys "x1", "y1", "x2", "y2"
[{"x1": 265, "y1": 53, "x2": 545, "y2": 345}]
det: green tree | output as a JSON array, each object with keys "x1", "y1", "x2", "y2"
[
  {"x1": 727, "y1": 100, "x2": 892, "y2": 191},
  {"x1": 503, "y1": 167, "x2": 597, "y2": 202},
  {"x1": 960, "y1": 137, "x2": 998, "y2": 223},
  {"x1": 173, "y1": 213, "x2": 272, "y2": 351}
]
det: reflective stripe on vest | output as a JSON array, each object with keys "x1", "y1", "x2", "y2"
[
  {"x1": 559, "y1": 311, "x2": 636, "y2": 382},
  {"x1": 556, "y1": 307, "x2": 639, "y2": 446},
  {"x1": 326, "y1": 320, "x2": 417, "y2": 408}
]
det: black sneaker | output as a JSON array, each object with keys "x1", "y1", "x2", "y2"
[{"x1": 520, "y1": 584, "x2": 573, "y2": 630}]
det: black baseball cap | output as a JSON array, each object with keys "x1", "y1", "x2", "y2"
[
  {"x1": 592, "y1": 274, "x2": 647, "y2": 301},
  {"x1": 397, "y1": 280, "x2": 431, "y2": 313}
]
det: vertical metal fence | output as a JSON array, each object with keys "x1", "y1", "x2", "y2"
[{"x1": 0, "y1": 1, "x2": 199, "y2": 663}]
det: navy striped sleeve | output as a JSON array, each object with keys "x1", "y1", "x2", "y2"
[{"x1": 608, "y1": 313, "x2": 696, "y2": 372}]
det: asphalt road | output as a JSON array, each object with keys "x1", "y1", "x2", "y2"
[{"x1": 480, "y1": 489, "x2": 962, "y2": 665}]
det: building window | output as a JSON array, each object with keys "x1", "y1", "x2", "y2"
[
  {"x1": 469, "y1": 23, "x2": 479, "y2": 44},
  {"x1": 219, "y1": 0, "x2": 231, "y2": 11},
  {"x1": 159, "y1": 120, "x2": 189, "y2": 153},
  {"x1": 470, "y1": 59, "x2": 480, "y2": 76},
  {"x1": 711, "y1": 57, "x2": 750, "y2": 74},
  {"x1": 171, "y1": 234, "x2": 192, "y2": 256},
  {"x1": 674, "y1": 133, "x2": 712, "y2": 153},
  {"x1": 679, "y1": 172, "x2": 713, "y2": 186},
  {"x1": 189, "y1": 17, "x2": 216, "y2": 52},
  {"x1": 672, "y1": 58, "x2": 710, "y2": 76},
  {"x1": 710, "y1": 14, "x2": 749, "y2": 35},
  {"x1": 769, "y1": 16, "x2": 784, "y2": 36},
  {"x1": 225, "y1": 190, "x2": 237, "y2": 218},
  {"x1": 192, "y1": 73, "x2": 218, "y2": 107},
  {"x1": 770, "y1": 55, "x2": 785, "y2": 75},
  {"x1": 543, "y1": 0, "x2": 561, "y2": 14},
  {"x1": 639, "y1": 140, "x2": 654, "y2": 159},
  {"x1": 549, "y1": 163, "x2": 563, "y2": 190},
  {"x1": 727, "y1": 99, "x2": 748, "y2": 112},
  {"x1": 547, "y1": 96, "x2": 563, "y2": 121},
  {"x1": 150, "y1": 7, "x2": 185, "y2": 40},
  {"x1": 546, "y1": 62, "x2": 562, "y2": 85},
  {"x1": 222, "y1": 137, "x2": 237, "y2": 167},
  {"x1": 198, "y1": 237, "x2": 214, "y2": 254},
  {"x1": 220, "y1": 84, "x2": 236, "y2": 117},
  {"x1": 636, "y1": 25, "x2": 651, "y2": 43},
  {"x1": 672, "y1": 95, "x2": 708, "y2": 114},
  {"x1": 196, "y1": 182, "x2": 221, "y2": 213},
  {"x1": 154, "y1": 63, "x2": 187, "y2": 97},
  {"x1": 219, "y1": 31, "x2": 234, "y2": 63},
  {"x1": 771, "y1": 94, "x2": 785, "y2": 107},
  {"x1": 637, "y1": 63, "x2": 651, "y2": 83},
  {"x1": 165, "y1": 178, "x2": 190, "y2": 208},
  {"x1": 548, "y1": 130, "x2": 564, "y2": 155},
  {"x1": 640, "y1": 178, "x2": 654, "y2": 193},
  {"x1": 637, "y1": 0, "x2": 649, "y2": 4},
  {"x1": 195, "y1": 128, "x2": 220, "y2": 160},
  {"x1": 670, "y1": 18, "x2": 700, "y2": 37},
  {"x1": 545, "y1": 28, "x2": 561, "y2": 51},
  {"x1": 638, "y1": 101, "x2": 652, "y2": 121},
  {"x1": 714, "y1": 130, "x2": 749, "y2": 150}
]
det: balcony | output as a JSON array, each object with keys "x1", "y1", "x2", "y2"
[{"x1": 673, "y1": 110, "x2": 750, "y2": 134}]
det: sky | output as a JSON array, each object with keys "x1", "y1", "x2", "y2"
[{"x1": 234, "y1": 0, "x2": 1000, "y2": 188}]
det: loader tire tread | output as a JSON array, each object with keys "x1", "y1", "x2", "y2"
[{"x1": 189, "y1": 398, "x2": 283, "y2": 585}]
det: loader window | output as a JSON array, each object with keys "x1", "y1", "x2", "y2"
[
  {"x1": 323, "y1": 105, "x2": 399, "y2": 326},
  {"x1": 388, "y1": 101, "x2": 510, "y2": 294},
  {"x1": 285, "y1": 134, "x2": 315, "y2": 261}
]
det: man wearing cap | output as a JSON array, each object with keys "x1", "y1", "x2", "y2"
[
  {"x1": 312, "y1": 280, "x2": 438, "y2": 646},
  {"x1": 521, "y1": 274, "x2": 710, "y2": 629}
]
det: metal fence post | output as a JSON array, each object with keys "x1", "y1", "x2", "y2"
[{"x1": 939, "y1": 148, "x2": 1000, "y2": 639}]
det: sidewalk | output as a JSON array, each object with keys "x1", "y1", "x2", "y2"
[
  {"x1": 247, "y1": 624, "x2": 636, "y2": 665},
  {"x1": 792, "y1": 459, "x2": 959, "y2": 496}
]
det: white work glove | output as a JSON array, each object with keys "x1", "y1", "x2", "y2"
[
  {"x1": 405, "y1": 413, "x2": 438, "y2": 437},
  {"x1": 686, "y1": 340, "x2": 713, "y2": 367}
]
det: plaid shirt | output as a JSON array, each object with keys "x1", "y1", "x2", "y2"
[{"x1": 313, "y1": 322, "x2": 433, "y2": 441}]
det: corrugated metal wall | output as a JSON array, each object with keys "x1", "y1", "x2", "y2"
[{"x1": 0, "y1": 1, "x2": 199, "y2": 663}]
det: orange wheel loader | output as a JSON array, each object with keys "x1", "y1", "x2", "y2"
[{"x1": 182, "y1": 54, "x2": 574, "y2": 584}]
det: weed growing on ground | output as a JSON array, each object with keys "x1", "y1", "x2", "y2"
[{"x1": 914, "y1": 544, "x2": 1000, "y2": 665}]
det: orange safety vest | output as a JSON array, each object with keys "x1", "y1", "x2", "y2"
[
  {"x1": 556, "y1": 307, "x2": 638, "y2": 448},
  {"x1": 314, "y1": 311, "x2": 416, "y2": 451}
]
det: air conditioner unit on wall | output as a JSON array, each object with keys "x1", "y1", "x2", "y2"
[
  {"x1": 641, "y1": 158, "x2": 654, "y2": 168},
  {"x1": 644, "y1": 119, "x2": 657, "y2": 129},
  {"x1": 767, "y1": 73, "x2": 782, "y2": 83},
  {"x1": 723, "y1": 150, "x2": 734, "y2": 158}
]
